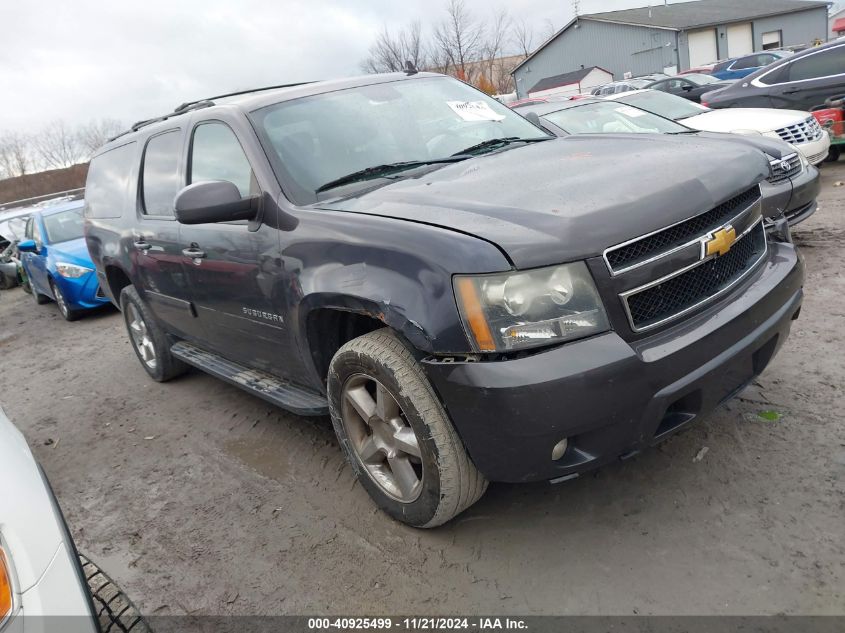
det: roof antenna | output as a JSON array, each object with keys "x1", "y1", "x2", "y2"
[{"x1": 404, "y1": 61, "x2": 418, "y2": 75}]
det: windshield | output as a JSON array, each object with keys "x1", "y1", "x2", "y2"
[
  {"x1": 543, "y1": 102, "x2": 689, "y2": 135},
  {"x1": 613, "y1": 90, "x2": 709, "y2": 121},
  {"x1": 685, "y1": 73, "x2": 720, "y2": 85},
  {"x1": 43, "y1": 208, "x2": 84, "y2": 244},
  {"x1": 250, "y1": 76, "x2": 549, "y2": 204}
]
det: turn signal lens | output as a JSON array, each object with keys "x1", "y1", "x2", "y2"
[{"x1": 0, "y1": 546, "x2": 12, "y2": 620}]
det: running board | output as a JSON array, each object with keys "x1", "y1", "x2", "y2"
[{"x1": 170, "y1": 341, "x2": 328, "y2": 416}]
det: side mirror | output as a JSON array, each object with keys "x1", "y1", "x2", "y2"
[
  {"x1": 17, "y1": 239, "x2": 37, "y2": 253},
  {"x1": 174, "y1": 181, "x2": 259, "y2": 225}
]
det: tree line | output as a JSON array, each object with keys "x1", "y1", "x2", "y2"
[
  {"x1": 360, "y1": 0, "x2": 555, "y2": 95},
  {"x1": 0, "y1": 118, "x2": 123, "y2": 180}
]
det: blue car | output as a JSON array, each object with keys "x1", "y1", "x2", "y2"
[
  {"x1": 710, "y1": 50, "x2": 793, "y2": 81},
  {"x1": 17, "y1": 200, "x2": 111, "y2": 320}
]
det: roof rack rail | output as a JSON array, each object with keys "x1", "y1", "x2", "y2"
[
  {"x1": 173, "y1": 81, "x2": 314, "y2": 112},
  {"x1": 106, "y1": 82, "x2": 314, "y2": 144}
]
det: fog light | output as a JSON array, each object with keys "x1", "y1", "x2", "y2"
[{"x1": 551, "y1": 438, "x2": 569, "y2": 461}]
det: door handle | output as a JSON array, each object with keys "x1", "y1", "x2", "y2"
[
  {"x1": 182, "y1": 247, "x2": 207, "y2": 259},
  {"x1": 782, "y1": 87, "x2": 803, "y2": 94},
  {"x1": 133, "y1": 239, "x2": 152, "y2": 251}
]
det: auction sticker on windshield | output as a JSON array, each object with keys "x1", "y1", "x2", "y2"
[{"x1": 447, "y1": 100, "x2": 505, "y2": 122}]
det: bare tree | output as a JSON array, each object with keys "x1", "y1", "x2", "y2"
[
  {"x1": 541, "y1": 18, "x2": 558, "y2": 42},
  {"x1": 361, "y1": 21, "x2": 427, "y2": 73},
  {"x1": 78, "y1": 118, "x2": 123, "y2": 156},
  {"x1": 0, "y1": 132, "x2": 31, "y2": 178},
  {"x1": 33, "y1": 120, "x2": 86, "y2": 170},
  {"x1": 479, "y1": 8, "x2": 511, "y2": 91},
  {"x1": 433, "y1": 0, "x2": 485, "y2": 82},
  {"x1": 513, "y1": 19, "x2": 535, "y2": 57}
]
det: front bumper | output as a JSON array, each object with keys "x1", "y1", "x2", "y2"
[
  {"x1": 424, "y1": 242, "x2": 803, "y2": 483},
  {"x1": 761, "y1": 164, "x2": 820, "y2": 228},
  {"x1": 54, "y1": 271, "x2": 111, "y2": 311},
  {"x1": 791, "y1": 134, "x2": 830, "y2": 166}
]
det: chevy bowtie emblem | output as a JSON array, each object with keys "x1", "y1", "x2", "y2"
[{"x1": 704, "y1": 226, "x2": 737, "y2": 258}]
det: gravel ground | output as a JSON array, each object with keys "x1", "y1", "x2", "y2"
[{"x1": 1, "y1": 165, "x2": 843, "y2": 617}]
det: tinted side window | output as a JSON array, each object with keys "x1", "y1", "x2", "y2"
[
  {"x1": 787, "y1": 46, "x2": 845, "y2": 82},
  {"x1": 189, "y1": 123, "x2": 255, "y2": 198},
  {"x1": 142, "y1": 130, "x2": 182, "y2": 216},
  {"x1": 732, "y1": 55, "x2": 758, "y2": 70},
  {"x1": 84, "y1": 142, "x2": 137, "y2": 219}
]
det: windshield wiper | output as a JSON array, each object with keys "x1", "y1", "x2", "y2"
[
  {"x1": 316, "y1": 159, "x2": 466, "y2": 194},
  {"x1": 451, "y1": 136, "x2": 551, "y2": 157}
]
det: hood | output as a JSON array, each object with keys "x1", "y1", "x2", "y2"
[
  {"x1": 49, "y1": 236, "x2": 94, "y2": 266},
  {"x1": 681, "y1": 108, "x2": 809, "y2": 134},
  {"x1": 318, "y1": 136, "x2": 769, "y2": 269},
  {"x1": 691, "y1": 130, "x2": 795, "y2": 159}
]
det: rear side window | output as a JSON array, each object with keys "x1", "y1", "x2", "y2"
[
  {"x1": 732, "y1": 55, "x2": 759, "y2": 70},
  {"x1": 142, "y1": 130, "x2": 182, "y2": 216},
  {"x1": 84, "y1": 142, "x2": 137, "y2": 219},
  {"x1": 189, "y1": 123, "x2": 256, "y2": 198},
  {"x1": 785, "y1": 46, "x2": 845, "y2": 83}
]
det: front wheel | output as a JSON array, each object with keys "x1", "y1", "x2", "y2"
[
  {"x1": 328, "y1": 329, "x2": 487, "y2": 528},
  {"x1": 50, "y1": 278, "x2": 79, "y2": 321},
  {"x1": 120, "y1": 285, "x2": 187, "y2": 382}
]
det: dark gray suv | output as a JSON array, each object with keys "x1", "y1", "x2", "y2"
[{"x1": 83, "y1": 72, "x2": 804, "y2": 527}]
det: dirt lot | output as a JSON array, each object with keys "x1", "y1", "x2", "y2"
[{"x1": 1, "y1": 165, "x2": 844, "y2": 617}]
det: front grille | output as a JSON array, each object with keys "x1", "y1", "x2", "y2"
[
  {"x1": 604, "y1": 186, "x2": 760, "y2": 273},
  {"x1": 767, "y1": 154, "x2": 802, "y2": 184},
  {"x1": 624, "y1": 222, "x2": 766, "y2": 331},
  {"x1": 775, "y1": 117, "x2": 824, "y2": 144},
  {"x1": 805, "y1": 149, "x2": 828, "y2": 165}
]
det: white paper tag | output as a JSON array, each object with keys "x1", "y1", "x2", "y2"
[
  {"x1": 616, "y1": 105, "x2": 646, "y2": 118},
  {"x1": 447, "y1": 100, "x2": 506, "y2": 122}
]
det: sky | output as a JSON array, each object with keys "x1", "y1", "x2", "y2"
[{"x1": 0, "y1": 0, "x2": 792, "y2": 133}]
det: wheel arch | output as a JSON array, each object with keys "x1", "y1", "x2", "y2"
[
  {"x1": 104, "y1": 263, "x2": 132, "y2": 306},
  {"x1": 300, "y1": 297, "x2": 427, "y2": 389}
]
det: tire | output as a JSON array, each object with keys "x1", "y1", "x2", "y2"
[
  {"x1": 80, "y1": 554, "x2": 152, "y2": 633},
  {"x1": 826, "y1": 146, "x2": 840, "y2": 162},
  {"x1": 120, "y1": 285, "x2": 187, "y2": 382},
  {"x1": 0, "y1": 271, "x2": 11, "y2": 290},
  {"x1": 49, "y1": 278, "x2": 79, "y2": 321},
  {"x1": 33, "y1": 283, "x2": 50, "y2": 304},
  {"x1": 328, "y1": 329, "x2": 487, "y2": 528}
]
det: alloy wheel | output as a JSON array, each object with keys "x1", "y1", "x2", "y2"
[
  {"x1": 340, "y1": 374, "x2": 424, "y2": 502},
  {"x1": 51, "y1": 281, "x2": 69, "y2": 317},
  {"x1": 126, "y1": 303, "x2": 157, "y2": 369}
]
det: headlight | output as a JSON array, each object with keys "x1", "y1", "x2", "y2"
[
  {"x1": 55, "y1": 262, "x2": 92, "y2": 278},
  {"x1": 454, "y1": 262, "x2": 610, "y2": 352},
  {"x1": 0, "y1": 545, "x2": 13, "y2": 622}
]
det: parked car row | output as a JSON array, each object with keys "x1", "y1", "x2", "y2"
[{"x1": 514, "y1": 97, "x2": 819, "y2": 227}]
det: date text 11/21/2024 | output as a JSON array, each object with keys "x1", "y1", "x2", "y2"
[{"x1": 307, "y1": 617, "x2": 528, "y2": 630}]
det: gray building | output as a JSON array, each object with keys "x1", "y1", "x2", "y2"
[{"x1": 513, "y1": 0, "x2": 830, "y2": 98}]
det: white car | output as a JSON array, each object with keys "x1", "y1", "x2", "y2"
[
  {"x1": 0, "y1": 406, "x2": 147, "y2": 633},
  {"x1": 606, "y1": 89, "x2": 830, "y2": 165}
]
